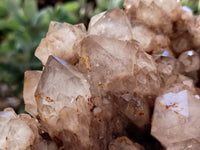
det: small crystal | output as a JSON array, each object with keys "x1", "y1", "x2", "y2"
[
  {"x1": 124, "y1": 0, "x2": 173, "y2": 34},
  {"x1": 0, "y1": 108, "x2": 35, "y2": 150},
  {"x1": 111, "y1": 93, "x2": 150, "y2": 129},
  {"x1": 178, "y1": 50, "x2": 200, "y2": 73},
  {"x1": 131, "y1": 24, "x2": 156, "y2": 52},
  {"x1": 151, "y1": 83, "x2": 200, "y2": 147},
  {"x1": 109, "y1": 136, "x2": 145, "y2": 150},
  {"x1": 88, "y1": 8, "x2": 133, "y2": 41},
  {"x1": 35, "y1": 21, "x2": 85, "y2": 65},
  {"x1": 23, "y1": 71, "x2": 42, "y2": 117}
]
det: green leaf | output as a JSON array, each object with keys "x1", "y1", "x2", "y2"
[
  {"x1": 6, "y1": 0, "x2": 21, "y2": 13},
  {"x1": 12, "y1": 9, "x2": 28, "y2": 26},
  {"x1": 108, "y1": 0, "x2": 124, "y2": 9},
  {"x1": 0, "y1": 18, "x2": 20, "y2": 30},
  {"x1": 0, "y1": 0, "x2": 8, "y2": 17},
  {"x1": 65, "y1": 2, "x2": 79, "y2": 11},
  {"x1": 32, "y1": 9, "x2": 50, "y2": 26},
  {"x1": 23, "y1": 0, "x2": 38, "y2": 21}
]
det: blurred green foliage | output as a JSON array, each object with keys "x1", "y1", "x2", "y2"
[{"x1": 0, "y1": 0, "x2": 199, "y2": 111}]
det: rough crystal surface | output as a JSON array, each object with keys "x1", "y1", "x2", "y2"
[
  {"x1": 0, "y1": 108, "x2": 35, "y2": 150},
  {"x1": 167, "y1": 139, "x2": 200, "y2": 150},
  {"x1": 35, "y1": 55, "x2": 91, "y2": 149},
  {"x1": 79, "y1": 35, "x2": 160, "y2": 96},
  {"x1": 35, "y1": 21, "x2": 85, "y2": 65},
  {"x1": 151, "y1": 84, "x2": 200, "y2": 147},
  {"x1": 109, "y1": 136, "x2": 145, "y2": 150},
  {"x1": 23, "y1": 71, "x2": 42, "y2": 117},
  {"x1": 178, "y1": 50, "x2": 200, "y2": 73}
]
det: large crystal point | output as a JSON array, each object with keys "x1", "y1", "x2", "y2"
[
  {"x1": 0, "y1": 108, "x2": 35, "y2": 150},
  {"x1": 35, "y1": 55, "x2": 91, "y2": 149},
  {"x1": 151, "y1": 83, "x2": 200, "y2": 147},
  {"x1": 35, "y1": 21, "x2": 85, "y2": 65},
  {"x1": 79, "y1": 35, "x2": 160, "y2": 96},
  {"x1": 23, "y1": 71, "x2": 42, "y2": 117},
  {"x1": 88, "y1": 8, "x2": 133, "y2": 41}
]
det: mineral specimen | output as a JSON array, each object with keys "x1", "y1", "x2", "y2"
[{"x1": 2, "y1": 0, "x2": 200, "y2": 149}]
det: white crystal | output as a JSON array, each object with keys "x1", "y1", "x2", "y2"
[
  {"x1": 35, "y1": 21, "x2": 85, "y2": 65},
  {"x1": 88, "y1": 8, "x2": 133, "y2": 41},
  {"x1": 151, "y1": 84, "x2": 200, "y2": 147},
  {"x1": 160, "y1": 90, "x2": 189, "y2": 117},
  {"x1": 0, "y1": 108, "x2": 35, "y2": 150}
]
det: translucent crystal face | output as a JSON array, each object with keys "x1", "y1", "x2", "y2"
[
  {"x1": 166, "y1": 139, "x2": 200, "y2": 150},
  {"x1": 88, "y1": 8, "x2": 133, "y2": 41},
  {"x1": 151, "y1": 84, "x2": 200, "y2": 147},
  {"x1": 23, "y1": 71, "x2": 42, "y2": 117},
  {"x1": 109, "y1": 136, "x2": 145, "y2": 150},
  {"x1": 35, "y1": 22, "x2": 85, "y2": 65},
  {"x1": 34, "y1": 56, "x2": 92, "y2": 148}
]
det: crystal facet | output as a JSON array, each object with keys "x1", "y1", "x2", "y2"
[{"x1": 35, "y1": 21, "x2": 85, "y2": 65}]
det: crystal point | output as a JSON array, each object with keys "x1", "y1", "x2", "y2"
[
  {"x1": 35, "y1": 21, "x2": 85, "y2": 65},
  {"x1": 89, "y1": 8, "x2": 133, "y2": 41}
]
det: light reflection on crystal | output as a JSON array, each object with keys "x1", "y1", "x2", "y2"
[
  {"x1": 162, "y1": 50, "x2": 169, "y2": 57},
  {"x1": 160, "y1": 90, "x2": 189, "y2": 117},
  {"x1": 187, "y1": 50, "x2": 194, "y2": 56},
  {"x1": 182, "y1": 6, "x2": 192, "y2": 12},
  {"x1": 195, "y1": 95, "x2": 200, "y2": 99},
  {"x1": 0, "y1": 111, "x2": 15, "y2": 118}
]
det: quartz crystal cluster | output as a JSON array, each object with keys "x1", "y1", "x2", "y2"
[{"x1": 1, "y1": 0, "x2": 200, "y2": 149}]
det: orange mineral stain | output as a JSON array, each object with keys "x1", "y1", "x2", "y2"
[{"x1": 45, "y1": 97, "x2": 54, "y2": 102}]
